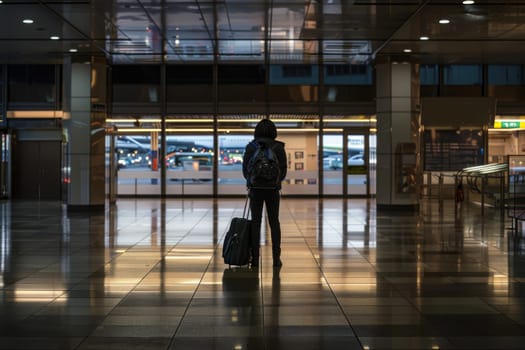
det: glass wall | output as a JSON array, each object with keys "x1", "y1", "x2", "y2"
[
  {"x1": 217, "y1": 130, "x2": 252, "y2": 196},
  {"x1": 322, "y1": 116, "x2": 376, "y2": 197},
  {"x1": 106, "y1": 114, "x2": 380, "y2": 197},
  {"x1": 218, "y1": 65, "x2": 266, "y2": 103},
  {"x1": 1, "y1": 133, "x2": 9, "y2": 199},
  {"x1": 323, "y1": 133, "x2": 343, "y2": 195},
  {"x1": 112, "y1": 65, "x2": 161, "y2": 103},
  {"x1": 268, "y1": 65, "x2": 319, "y2": 103},
  {"x1": 165, "y1": 118, "x2": 214, "y2": 196},
  {"x1": 441, "y1": 64, "x2": 483, "y2": 97},
  {"x1": 217, "y1": 116, "x2": 320, "y2": 196},
  {"x1": 279, "y1": 129, "x2": 319, "y2": 195},
  {"x1": 167, "y1": 65, "x2": 213, "y2": 103},
  {"x1": 0, "y1": 65, "x2": 4, "y2": 128},
  {"x1": 323, "y1": 64, "x2": 374, "y2": 103},
  {"x1": 488, "y1": 65, "x2": 525, "y2": 85},
  {"x1": 487, "y1": 65, "x2": 525, "y2": 102},
  {"x1": 7, "y1": 64, "x2": 59, "y2": 109},
  {"x1": 322, "y1": 131, "x2": 376, "y2": 196},
  {"x1": 112, "y1": 117, "x2": 161, "y2": 196},
  {"x1": 109, "y1": 117, "x2": 215, "y2": 196}
]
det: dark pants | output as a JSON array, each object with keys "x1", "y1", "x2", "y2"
[{"x1": 249, "y1": 188, "x2": 281, "y2": 257}]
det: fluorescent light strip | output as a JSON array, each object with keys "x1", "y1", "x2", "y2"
[
  {"x1": 489, "y1": 128, "x2": 521, "y2": 132},
  {"x1": 116, "y1": 128, "x2": 322, "y2": 133},
  {"x1": 107, "y1": 118, "x2": 375, "y2": 124}
]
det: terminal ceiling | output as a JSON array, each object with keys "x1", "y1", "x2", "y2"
[{"x1": 1, "y1": 1, "x2": 525, "y2": 65}]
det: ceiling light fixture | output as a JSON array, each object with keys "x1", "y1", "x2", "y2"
[
  {"x1": 439, "y1": 19, "x2": 450, "y2": 24},
  {"x1": 23, "y1": 19, "x2": 34, "y2": 24},
  {"x1": 462, "y1": 0, "x2": 475, "y2": 4},
  {"x1": 50, "y1": 35, "x2": 60, "y2": 40},
  {"x1": 403, "y1": 49, "x2": 412, "y2": 53},
  {"x1": 69, "y1": 48, "x2": 78, "y2": 53},
  {"x1": 419, "y1": 36, "x2": 430, "y2": 40}
]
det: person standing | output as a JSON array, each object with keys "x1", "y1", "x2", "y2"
[{"x1": 243, "y1": 119, "x2": 287, "y2": 268}]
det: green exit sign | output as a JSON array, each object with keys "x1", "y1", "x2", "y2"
[{"x1": 501, "y1": 121, "x2": 521, "y2": 128}]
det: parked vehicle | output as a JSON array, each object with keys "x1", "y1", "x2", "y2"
[{"x1": 325, "y1": 153, "x2": 364, "y2": 170}]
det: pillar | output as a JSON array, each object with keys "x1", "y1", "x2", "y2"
[
  {"x1": 63, "y1": 57, "x2": 107, "y2": 211},
  {"x1": 375, "y1": 60, "x2": 420, "y2": 210}
]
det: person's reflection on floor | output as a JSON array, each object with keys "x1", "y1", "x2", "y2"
[
  {"x1": 263, "y1": 266, "x2": 282, "y2": 349},
  {"x1": 222, "y1": 266, "x2": 262, "y2": 349}
]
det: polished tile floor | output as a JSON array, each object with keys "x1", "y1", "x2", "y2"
[{"x1": 1, "y1": 198, "x2": 525, "y2": 350}]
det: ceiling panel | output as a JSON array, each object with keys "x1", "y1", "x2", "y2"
[{"x1": 0, "y1": 0, "x2": 524, "y2": 64}]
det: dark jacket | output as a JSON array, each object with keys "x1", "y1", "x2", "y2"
[{"x1": 242, "y1": 137, "x2": 287, "y2": 190}]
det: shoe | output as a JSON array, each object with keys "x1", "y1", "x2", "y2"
[
  {"x1": 251, "y1": 256, "x2": 259, "y2": 268},
  {"x1": 273, "y1": 248, "x2": 282, "y2": 267}
]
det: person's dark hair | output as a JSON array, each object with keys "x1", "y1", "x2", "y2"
[{"x1": 254, "y1": 119, "x2": 277, "y2": 139}]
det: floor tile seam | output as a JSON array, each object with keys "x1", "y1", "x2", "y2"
[
  {"x1": 72, "y1": 209, "x2": 216, "y2": 349},
  {"x1": 71, "y1": 249, "x2": 212, "y2": 348},
  {"x1": 410, "y1": 211, "x2": 515, "y2": 280},
  {"x1": 118, "y1": 205, "x2": 214, "y2": 256},
  {"x1": 70, "y1": 255, "x2": 174, "y2": 349},
  {"x1": 166, "y1": 209, "x2": 242, "y2": 348},
  {"x1": 284, "y1": 206, "x2": 366, "y2": 349},
  {"x1": 0, "y1": 253, "x2": 79, "y2": 320},
  {"x1": 372, "y1": 268, "x2": 525, "y2": 342},
  {"x1": 474, "y1": 298, "x2": 525, "y2": 334}
]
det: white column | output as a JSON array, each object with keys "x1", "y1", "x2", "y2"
[
  {"x1": 376, "y1": 61, "x2": 420, "y2": 210},
  {"x1": 63, "y1": 59, "x2": 107, "y2": 210}
]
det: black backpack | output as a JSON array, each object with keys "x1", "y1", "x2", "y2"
[{"x1": 247, "y1": 141, "x2": 281, "y2": 189}]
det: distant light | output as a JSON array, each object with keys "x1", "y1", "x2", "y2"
[
  {"x1": 439, "y1": 19, "x2": 450, "y2": 24},
  {"x1": 23, "y1": 19, "x2": 34, "y2": 24},
  {"x1": 50, "y1": 35, "x2": 60, "y2": 40},
  {"x1": 69, "y1": 48, "x2": 78, "y2": 53},
  {"x1": 419, "y1": 36, "x2": 430, "y2": 40},
  {"x1": 463, "y1": 0, "x2": 475, "y2": 4},
  {"x1": 403, "y1": 49, "x2": 412, "y2": 53}
]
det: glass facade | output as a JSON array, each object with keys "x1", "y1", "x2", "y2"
[
  {"x1": 112, "y1": 65, "x2": 161, "y2": 103},
  {"x1": 488, "y1": 65, "x2": 525, "y2": 85},
  {"x1": 105, "y1": 114, "x2": 376, "y2": 197},
  {"x1": 443, "y1": 65, "x2": 482, "y2": 85},
  {"x1": 3, "y1": 62, "x2": 525, "y2": 199},
  {"x1": 7, "y1": 64, "x2": 59, "y2": 109}
]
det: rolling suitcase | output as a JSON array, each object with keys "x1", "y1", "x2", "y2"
[{"x1": 222, "y1": 198, "x2": 251, "y2": 266}]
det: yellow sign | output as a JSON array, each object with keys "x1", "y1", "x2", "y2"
[{"x1": 494, "y1": 121, "x2": 525, "y2": 129}]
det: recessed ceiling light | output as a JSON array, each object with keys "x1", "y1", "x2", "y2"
[
  {"x1": 23, "y1": 19, "x2": 34, "y2": 24},
  {"x1": 69, "y1": 48, "x2": 78, "y2": 53},
  {"x1": 462, "y1": 0, "x2": 475, "y2": 4},
  {"x1": 419, "y1": 36, "x2": 430, "y2": 40},
  {"x1": 50, "y1": 35, "x2": 60, "y2": 40},
  {"x1": 439, "y1": 19, "x2": 450, "y2": 24},
  {"x1": 403, "y1": 49, "x2": 412, "y2": 53}
]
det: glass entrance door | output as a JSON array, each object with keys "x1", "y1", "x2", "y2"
[
  {"x1": 106, "y1": 133, "x2": 117, "y2": 204},
  {"x1": 344, "y1": 130, "x2": 370, "y2": 196},
  {"x1": 0, "y1": 133, "x2": 9, "y2": 199}
]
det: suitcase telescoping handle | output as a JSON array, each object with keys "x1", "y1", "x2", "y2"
[{"x1": 243, "y1": 196, "x2": 250, "y2": 219}]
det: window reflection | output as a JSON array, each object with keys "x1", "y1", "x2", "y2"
[
  {"x1": 107, "y1": 115, "x2": 375, "y2": 197},
  {"x1": 218, "y1": 134, "x2": 252, "y2": 195}
]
